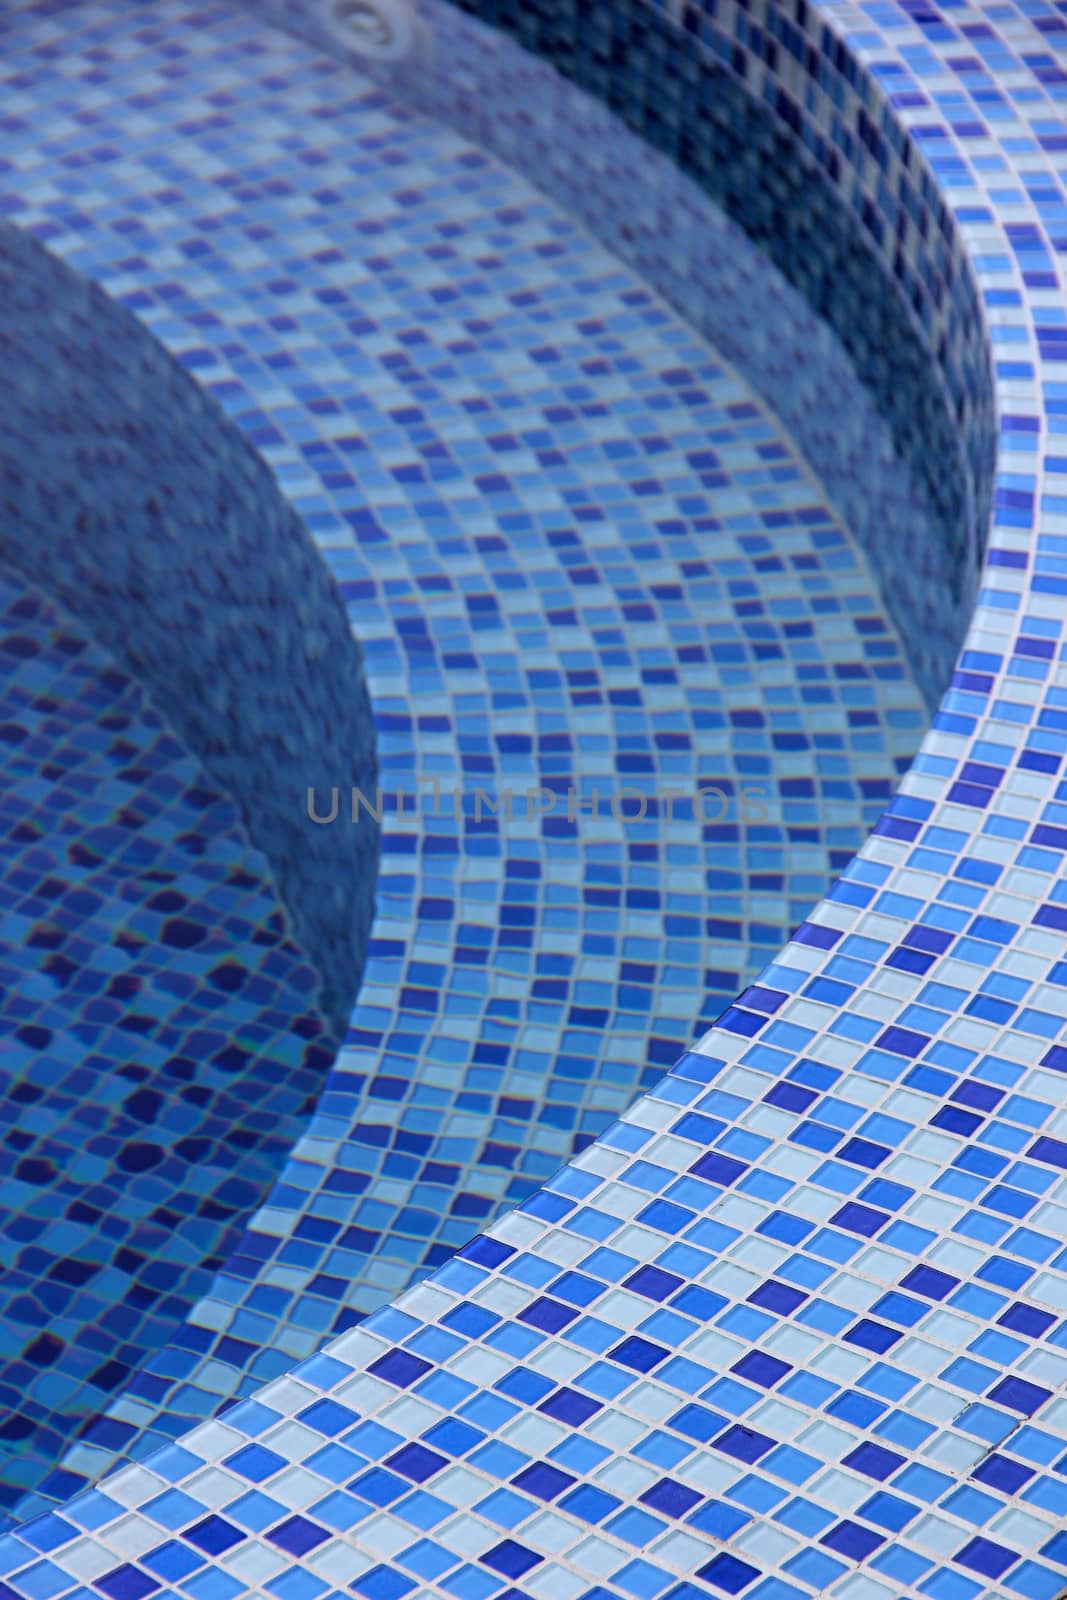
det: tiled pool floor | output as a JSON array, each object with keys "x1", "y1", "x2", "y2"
[
  {"x1": 0, "y1": 561, "x2": 335, "y2": 1514},
  {"x1": 0, "y1": 0, "x2": 931, "y2": 1513}
]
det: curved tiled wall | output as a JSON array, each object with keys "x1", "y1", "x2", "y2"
[
  {"x1": 257, "y1": 0, "x2": 999, "y2": 704},
  {"x1": 2, "y1": 0, "x2": 1067, "y2": 1596},
  {"x1": 0, "y1": 562, "x2": 337, "y2": 1515},
  {"x1": 0, "y1": 220, "x2": 379, "y2": 1038},
  {"x1": 0, "y1": 2, "x2": 943, "y2": 1520}
]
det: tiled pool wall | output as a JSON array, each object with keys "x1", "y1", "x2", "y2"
[
  {"x1": 0, "y1": 0, "x2": 936, "y2": 1513},
  {"x1": 0, "y1": 218, "x2": 379, "y2": 1039},
  {"x1": 245, "y1": 0, "x2": 999, "y2": 709},
  {"x1": 5, "y1": 0, "x2": 1067, "y2": 1595},
  {"x1": 0, "y1": 560, "x2": 338, "y2": 1515}
]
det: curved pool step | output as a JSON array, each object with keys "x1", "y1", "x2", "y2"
[
  {"x1": 0, "y1": 2, "x2": 930, "y2": 1516},
  {"x1": 0, "y1": 562, "x2": 338, "y2": 1517},
  {"x1": 0, "y1": 0, "x2": 1064, "y2": 1596}
]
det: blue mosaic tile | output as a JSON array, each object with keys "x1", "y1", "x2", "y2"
[
  {"x1": 0, "y1": 0, "x2": 1064, "y2": 1593},
  {"x1": 0, "y1": 561, "x2": 336, "y2": 1515},
  {"x1": 260, "y1": 0, "x2": 997, "y2": 706},
  {"x1": 0, "y1": 0, "x2": 943, "y2": 1511},
  {"x1": 0, "y1": 206, "x2": 378, "y2": 1041}
]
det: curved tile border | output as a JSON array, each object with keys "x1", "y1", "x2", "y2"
[
  {"x1": 0, "y1": 219, "x2": 379, "y2": 1038},
  {"x1": 2, "y1": 0, "x2": 1067, "y2": 1596}
]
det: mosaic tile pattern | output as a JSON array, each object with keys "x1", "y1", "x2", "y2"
[
  {"x1": 427, "y1": 0, "x2": 999, "y2": 560},
  {"x1": 258, "y1": 0, "x2": 999, "y2": 695},
  {"x1": 0, "y1": 0, "x2": 930, "y2": 1514},
  {"x1": 0, "y1": 214, "x2": 378, "y2": 1041},
  {"x1": 0, "y1": 0, "x2": 1066, "y2": 1595},
  {"x1": 0, "y1": 560, "x2": 337, "y2": 1516},
  {"x1": 335, "y1": 0, "x2": 982, "y2": 709}
]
